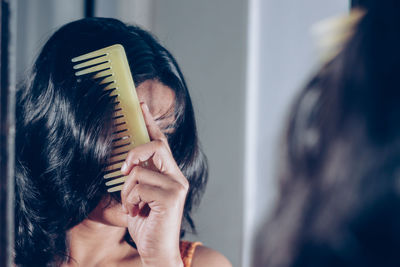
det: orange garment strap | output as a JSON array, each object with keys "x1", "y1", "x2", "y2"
[{"x1": 179, "y1": 241, "x2": 202, "y2": 267}]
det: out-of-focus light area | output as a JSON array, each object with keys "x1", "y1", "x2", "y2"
[{"x1": 243, "y1": 0, "x2": 348, "y2": 266}]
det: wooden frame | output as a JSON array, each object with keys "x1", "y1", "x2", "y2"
[{"x1": 0, "y1": 0, "x2": 16, "y2": 266}]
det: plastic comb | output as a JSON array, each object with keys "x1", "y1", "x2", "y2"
[{"x1": 72, "y1": 44, "x2": 150, "y2": 193}]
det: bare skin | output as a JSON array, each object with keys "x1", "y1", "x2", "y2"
[{"x1": 62, "y1": 80, "x2": 231, "y2": 267}]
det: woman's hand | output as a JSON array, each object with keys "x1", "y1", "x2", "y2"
[{"x1": 120, "y1": 103, "x2": 188, "y2": 267}]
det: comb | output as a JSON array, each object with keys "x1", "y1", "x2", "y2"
[{"x1": 72, "y1": 44, "x2": 150, "y2": 193}]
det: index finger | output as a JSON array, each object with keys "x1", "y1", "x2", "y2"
[{"x1": 141, "y1": 102, "x2": 169, "y2": 146}]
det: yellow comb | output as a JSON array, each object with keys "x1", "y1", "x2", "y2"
[{"x1": 72, "y1": 44, "x2": 150, "y2": 193}]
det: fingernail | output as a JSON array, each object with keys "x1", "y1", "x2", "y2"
[
  {"x1": 121, "y1": 162, "x2": 127, "y2": 173},
  {"x1": 142, "y1": 103, "x2": 149, "y2": 112}
]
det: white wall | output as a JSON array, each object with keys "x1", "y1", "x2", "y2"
[
  {"x1": 96, "y1": 0, "x2": 154, "y2": 30},
  {"x1": 243, "y1": 0, "x2": 349, "y2": 266},
  {"x1": 16, "y1": 0, "x2": 83, "y2": 80}
]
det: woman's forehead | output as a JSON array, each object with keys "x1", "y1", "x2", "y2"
[{"x1": 136, "y1": 80, "x2": 176, "y2": 129}]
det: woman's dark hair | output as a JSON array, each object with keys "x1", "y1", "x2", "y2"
[
  {"x1": 254, "y1": 1, "x2": 400, "y2": 266},
  {"x1": 15, "y1": 17, "x2": 208, "y2": 266}
]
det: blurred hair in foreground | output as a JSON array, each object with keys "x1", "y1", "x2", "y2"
[{"x1": 254, "y1": 0, "x2": 400, "y2": 266}]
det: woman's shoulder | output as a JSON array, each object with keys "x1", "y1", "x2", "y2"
[
  {"x1": 192, "y1": 245, "x2": 232, "y2": 267},
  {"x1": 180, "y1": 241, "x2": 231, "y2": 267}
]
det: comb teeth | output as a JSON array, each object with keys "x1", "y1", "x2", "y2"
[
  {"x1": 107, "y1": 184, "x2": 125, "y2": 193},
  {"x1": 73, "y1": 56, "x2": 109, "y2": 70},
  {"x1": 71, "y1": 48, "x2": 107, "y2": 61},
  {"x1": 75, "y1": 62, "x2": 111, "y2": 76},
  {"x1": 72, "y1": 44, "x2": 150, "y2": 193},
  {"x1": 100, "y1": 75, "x2": 116, "y2": 85},
  {"x1": 94, "y1": 69, "x2": 114, "y2": 80},
  {"x1": 105, "y1": 177, "x2": 126, "y2": 186},
  {"x1": 72, "y1": 50, "x2": 113, "y2": 79}
]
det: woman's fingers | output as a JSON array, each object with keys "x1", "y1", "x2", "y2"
[
  {"x1": 121, "y1": 139, "x2": 177, "y2": 175},
  {"x1": 119, "y1": 102, "x2": 189, "y2": 218},
  {"x1": 121, "y1": 167, "x2": 189, "y2": 217},
  {"x1": 120, "y1": 166, "x2": 184, "y2": 206},
  {"x1": 124, "y1": 184, "x2": 169, "y2": 216},
  {"x1": 141, "y1": 102, "x2": 170, "y2": 147},
  {"x1": 120, "y1": 102, "x2": 175, "y2": 176}
]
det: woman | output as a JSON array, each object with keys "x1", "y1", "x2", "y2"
[
  {"x1": 254, "y1": 0, "x2": 400, "y2": 266},
  {"x1": 15, "y1": 17, "x2": 231, "y2": 267}
]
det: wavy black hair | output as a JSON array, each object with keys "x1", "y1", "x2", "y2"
[
  {"x1": 255, "y1": 0, "x2": 400, "y2": 266},
  {"x1": 15, "y1": 18, "x2": 208, "y2": 266}
]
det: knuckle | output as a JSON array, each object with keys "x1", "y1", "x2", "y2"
[
  {"x1": 126, "y1": 189, "x2": 139, "y2": 205},
  {"x1": 125, "y1": 149, "x2": 135, "y2": 163},
  {"x1": 182, "y1": 179, "x2": 190, "y2": 191},
  {"x1": 135, "y1": 184, "x2": 146, "y2": 198},
  {"x1": 121, "y1": 183, "x2": 131, "y2": 199},
  {"x1": 174, "y1": 180, "x2": 189, "y2": 196},
  {"x1": 154, "y1": 139, "x2": 165, "y2": 151},
  {"x1": 120, "y1": 187, "x2": 126, "y2": 200},
  {"x1": 125, "y1": 193, "x2": 135, "y2": 205},
  {"x1": 132, "y1": 165, "x2": 141, "y2": 175},
  {"x1": 159, "y1": 135, "x2": 168, "y2": 144},
  {"x1": 131, "y1": 166, "x2": 143, "y2": 178},
  {"x1": 178, "y1": 173, "x2": 190, "y2": 190},
  {"x1": 135, "y1": 183, "x2": 143, "y2": 192}
]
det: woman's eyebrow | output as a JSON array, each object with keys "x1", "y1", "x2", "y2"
[
  {"x1": 153, "y1": 105, "x2": 175, "y2": 122},
  {"x1": 153, "y1": 106, "x2": 176, "y2": 133},
  {"x1": 161, "y1": 124, "x2": 176, "y2": 132},
  {"x1": 158, "y1": 120, "x2": 176, "y2": 132},
  {"x1": 154, "y1": 112, "x2": 174, "y2": 121}
]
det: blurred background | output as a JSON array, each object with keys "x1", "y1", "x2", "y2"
[{"x1": 9, "y1": 0, "x2": 350, "y2": 266}]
